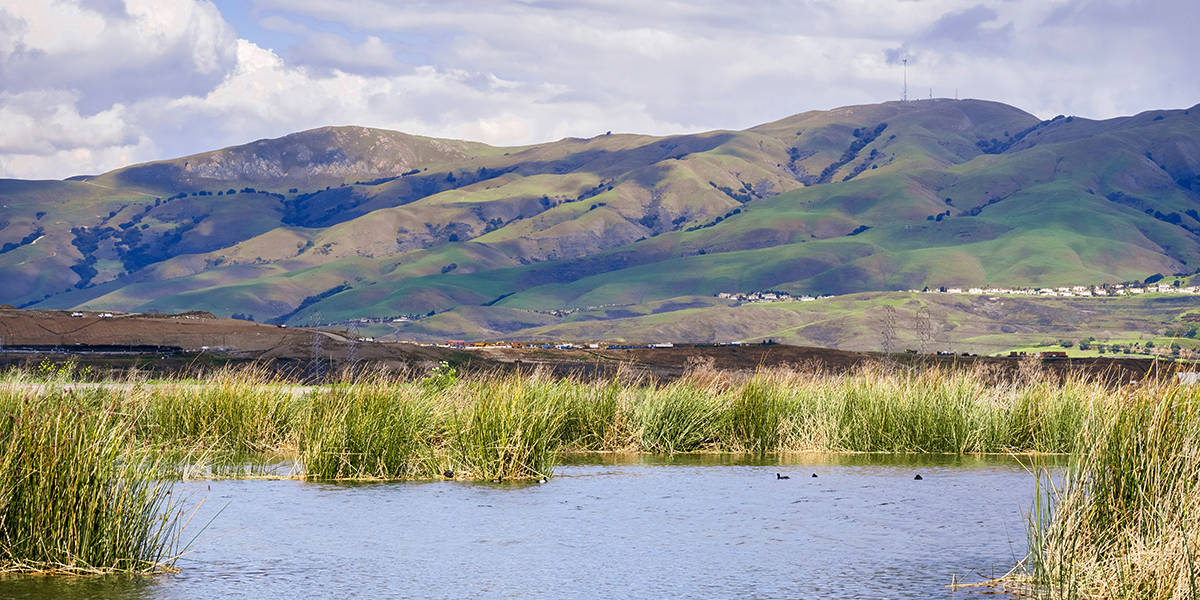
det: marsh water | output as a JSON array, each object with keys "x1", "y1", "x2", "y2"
[{"x1": 0, "y1": 454, "x2": 1047, "y2": 599}]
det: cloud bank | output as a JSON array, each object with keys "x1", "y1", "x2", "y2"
[{"x1": 1, "y1": 0, "x2": 1196, "y2": 179}]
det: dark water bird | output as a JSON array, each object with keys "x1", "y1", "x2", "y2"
[
  {"x1": 914, "y1": 474, "x2": 923, "y2": 480},
  {"x1": 538, "y1": 477, "x2": 548, "y2": 484},
  {"x1": 777, "y1": 473, "x2": 790, "y2": 479},
  {"x1": 811, "y1": 473, "x2": 818, "y2": 478},
  {"x1": 443, "y1": 469, "x2": 454, "y2": 479}
]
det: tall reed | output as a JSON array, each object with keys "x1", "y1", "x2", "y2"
[
  {"x1": 296, "y1": 381, "x2": 438, "y2": 480},
  {"x1": 734, "y1": 365, "x2": 1098, "y2": 455},
  {"x1": 0, "y1": 389, "x2": 185, "y2": 574},
  {"x1": 725, "y1": 377, "x2": 787, "y2": 453},
  {"x1": 444, "y1": 376, "x2": 565, "y2": 480},
  {"x1": 11, "y1": 359, "x2": 1191, "y2": 586},
  {"x1": 0, "y1": 361, "x2": 1126, "y2": 483},
  {"x1": 133, "y1": 368, "x2": 299, "y2": 460},
  {"x1": 1024, "y1": 380, "x2": 1200, "y2": 599},
  {"x1": 546, "y1": 378, "x2": 627, "y2": 451},
  {"x1": 633, "y1": 381, "x2": 726, "y2": 453}
]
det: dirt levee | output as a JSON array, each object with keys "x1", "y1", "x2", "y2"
[{"x1": 0, "y1": 309, "x2": 1179, "y2": 383}]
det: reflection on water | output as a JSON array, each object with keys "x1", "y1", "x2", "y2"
[{"x1": 0, "y1": 455, "x2": 1037, "y2": 599}]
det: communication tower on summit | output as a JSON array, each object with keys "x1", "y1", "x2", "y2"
[{"x1": 902, "y1": 57, "x2": 908, "y2": 102}]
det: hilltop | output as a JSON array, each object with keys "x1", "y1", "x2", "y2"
[{"x1": 1, "y1": 99, "x2": 1198, "y2": 349}]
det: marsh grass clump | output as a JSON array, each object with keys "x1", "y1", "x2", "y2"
[
  {"x1": 297, "y1": 382, "x2": 439, "y2": 480},
  {"x1": 1000, "y1": 377, "x2": 1095, "y2": 454},
  {"x1": 547, "y1": 378, "x2": 627, "y2": 451},
  {"x1": 135, "y1": 368, "x2": 299, "y2": 463},
  {"x1": 633, "y1": 382, "x2": 726, "y2": 453},
  {"x1": 0, "y1": 361, "x2": 1113, "y2": 479},
  {"x1": 827, "y1": 368, "x2": 992, "y2": 452},
  {"x1": 1025, "y1": 380, "x2": 1200, "y2": 599},
  {"x1": 445, "y1": 376, "x2": 565, "y2": 480},
  {"x1": 754, "y1": 365, "x2": 1098, "y2": 454},
  {"x1": 725, "y1": 377, "x2": 787, "y2": 453},
  {"x1": 0, "y1": 391, "x2": 184, "y2": 574},
  {"x1": 3, "y1": 359, "x2": 1191, "y2": 589}
]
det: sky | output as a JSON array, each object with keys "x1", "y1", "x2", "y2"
[{"x1": 0, "y1": 0, "x2": 1197, "y2": 180}]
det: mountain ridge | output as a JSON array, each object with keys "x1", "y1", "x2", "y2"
[{"x1": 1, "y1": 98, "x2": 1197, "y2": 346}]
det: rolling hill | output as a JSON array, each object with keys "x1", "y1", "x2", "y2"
[{"x1": 1, "y1": 98, "x2": 1198, "y2": 348}]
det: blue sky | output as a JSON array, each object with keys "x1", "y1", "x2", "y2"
[{"x1": 1, "y1": 0, "x2": 1197, "y2": 179}]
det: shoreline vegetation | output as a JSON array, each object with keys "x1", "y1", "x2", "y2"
[{"x1": 1, "y1": 359, "x2": 1197, "y2": 597}]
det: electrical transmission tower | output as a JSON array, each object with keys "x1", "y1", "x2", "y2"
[
  {"x1": 308, "y1": 311, "x2": 325, "y2": 382},
  {"x1": 347, "y1": 321, "x2": 361, "y2": 367},
  {"x1": 881, "y1": 305, "x2": 898, "y2": 353},
  {"x1": 915, "y1": 306, "x2": 932, "y2": 353}
]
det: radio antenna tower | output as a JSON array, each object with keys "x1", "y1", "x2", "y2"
[{"x1": 902, "y1": 57, "x2": 909, "y2": 102}]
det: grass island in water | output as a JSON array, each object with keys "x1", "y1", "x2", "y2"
[{"x1": 1, "y1": 359, "x2": 1197, "y2": 598}]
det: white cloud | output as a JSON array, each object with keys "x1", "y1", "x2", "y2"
[
  {"x1": 1, "y1": 0, "x2": 236, "y2": 104},
  {"x1": 0, "y1": 0, "x2": 1197, "y2": 179},
  {"x1": 150, "y1": 40, "x2": 685, "y2": 149},
  {"x1": 0, "y1": 90, "x2": 135, "y2": 155}
]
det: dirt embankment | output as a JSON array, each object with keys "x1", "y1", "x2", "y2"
[
  {"x1": 0, "y1": 309, "x2": 1180, "y2": 383},
  {"x1": 0, "y1": 309, "x2": 463, "y2": 376},
  {"x1": 0, "y1": 308, "x2": 293, "y2": 352}
]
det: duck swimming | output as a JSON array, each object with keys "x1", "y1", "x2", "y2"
[{"x1": 777, "y1": 473, "x2": 790, "y2": 480}]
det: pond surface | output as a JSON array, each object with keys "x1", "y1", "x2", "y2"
[{"x1": 0, "y1": 454, "x2": 1045, "y2": 599}]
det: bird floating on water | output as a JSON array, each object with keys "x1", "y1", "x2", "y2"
[
  {"x1": 811, "y1": 473, "x2": 818, "y2": 478},
  {"x1": 777, "y1": 473, "x2": 790, "y2": 479},
  {"x1": 914, "y1": 474, "x2": 923, "y2": 480},
  {"x1": 443, "y1": 469, "x2": 454, "y2": 479}
]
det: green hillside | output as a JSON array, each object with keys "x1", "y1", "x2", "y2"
[
  {"x1": 500, "y1": 292, "x2": 1200, "y2": 355},
  {"x1": 2, "y1": 99, "x2": 1198, "y2": 348}
]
